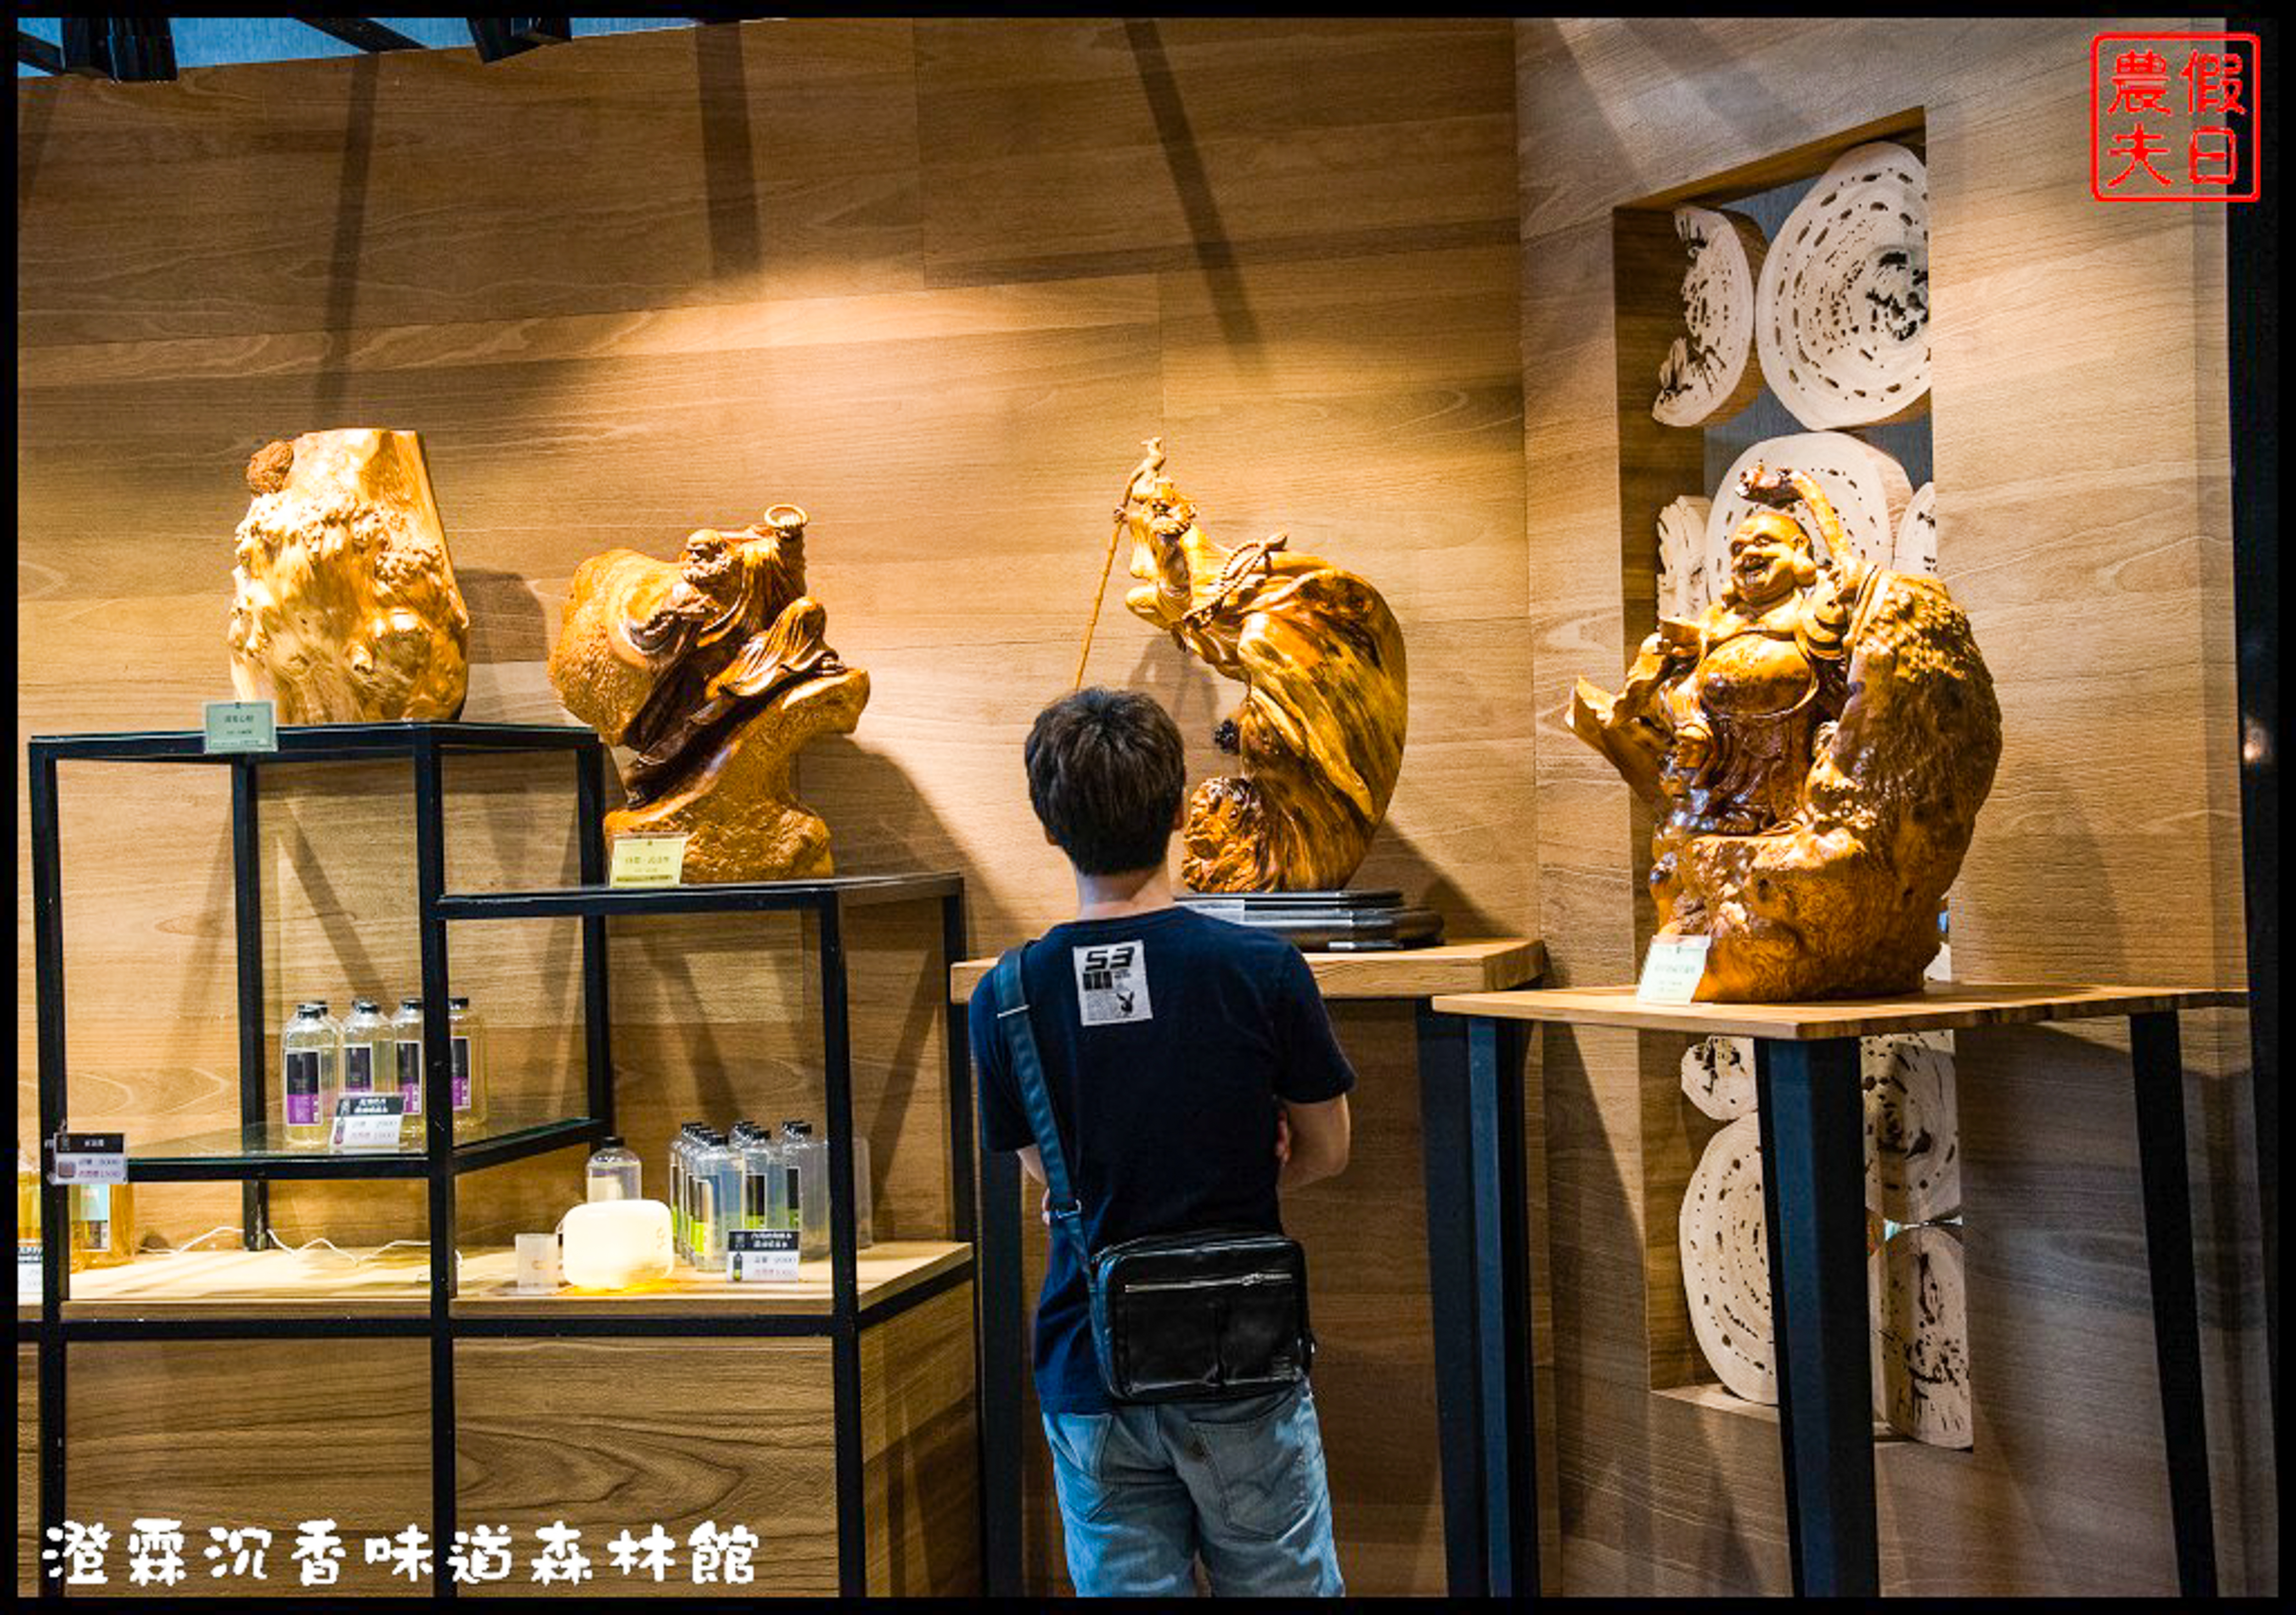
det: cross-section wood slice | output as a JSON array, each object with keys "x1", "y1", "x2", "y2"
[
  {"x1": 1653, "y1": 206, "x2": 1769, "y2": 428},
  {"x1": 1704, "y1": 431, "x2": 1912, "y2": 584},
  {"x1": 1862, "y1": 1031, "x2": 1960, "y2": 1224},
  {"x1": 1680, "y1": 1114, "x2": 1774, "y2": 1403},
  {"x1": 1756, "y1": 141, "x2": 1931, "y2": 429},
  {"x1": 1869, "y1": 1221, "x2": 1973, "y2": 1448},
  {"x1": 1896, "y1": 480, "x2": 1938, "y2": 575},
  {"x1": 1680, "y1": 1033, "x2": 1755, "y2": 1120},
  {"x1": 1658, "y1": 495, "x2": 1715, "y2": 619}
]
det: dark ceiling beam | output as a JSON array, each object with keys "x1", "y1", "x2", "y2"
[
  {"x1": 293, "y1": 17, "x2": 427, "y2": 54},
  {"x1": 17, "y1": 29, "x2": 63, "y2": 73},
  {"x1": 467, "y1": 17, "x2": 571, "y2": 63},
  {"x1": 60, "y1": 17, "x2": 176, "y2": 81}
]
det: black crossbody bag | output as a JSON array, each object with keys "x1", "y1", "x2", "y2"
[{"x1": 990, "y1": 946, "x2": 1314, "y2": 1405}]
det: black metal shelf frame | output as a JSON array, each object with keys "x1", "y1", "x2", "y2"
[{"x1": 27, "y1": 721, "x2": 979, "y2": 1600}]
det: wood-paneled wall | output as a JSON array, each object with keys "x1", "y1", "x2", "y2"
[
  {"x1": 1517, "y1": 16, "x2": 2271, "y2": 1596},
  {"x1": 16, "y1": 18, "x2": 1527, "y2": 1597}
]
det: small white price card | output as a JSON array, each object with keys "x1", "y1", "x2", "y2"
[
  {"x1": 202, "y1": 699, "x2": 279, "y2": 753},
  {"x1": 610, "y1": 833, "x2": 689, "y2": 888},
  {"x1": 1636, "y1": 935, "x2": 1712, "y2": 1004},
  {"x1": 48, "y1": 1131, "x2": 127, "y2": 1185},
  {"x1": 727, "y1": 1228, "x2": 801, "y2": 1281},
  {"x1": 18, "y1": 1246, "x2": 41, "y2": 1304},
  {"x1": 331, "y1": 1094, "x2": 406, "y2": 1150}
]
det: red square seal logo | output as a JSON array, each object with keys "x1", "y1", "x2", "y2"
[{"x1": 2093, "y1": 32, "x2": 2263, "y2": 201}]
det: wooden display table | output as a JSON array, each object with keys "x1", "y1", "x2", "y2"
[
  {"x1": 953, "y1": 937, "x2": 1545, "y2": 1598},
  {"x1": 1430, "y1": 982, "x2": 2243, "y2": 1598}
]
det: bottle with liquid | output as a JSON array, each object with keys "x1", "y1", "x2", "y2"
[
  {"x1": 389, "y1": 998, "x2": 426, "y2": 1148},
  {"x1": 339, "y1": 999, "x2": 388, "y2": 1101},
  {"x1": 670, "y1": 1124, "x2": 699, "y2": 1263},
  {"x1": 738, "y1": 1129, "x2": 784, "y2": 1236},
  {"x1": 281, "y1": 1002, "x2": 338, "y2": 1149},
  {"x1": 780, "y1": 1119, "x2": 828, "y2": 1262},
  {"x1": 690, "y1": 1130, "x2": 737, "y2": 1271},
  {"x1": 448, "y1": 996, "x2": 487, "y2": 1142},
  {"x1": 17, "y1": 1148, "x2": 39, "y2": 1259},
  {"x1": 69, "y1": 1178, "x2": 136, "y2": 1271},
  {"x1": 586, "y1": 1136, "x2": 642, "y2": 1202}
]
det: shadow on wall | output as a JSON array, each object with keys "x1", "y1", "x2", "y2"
[
  {"x1": 315, "y1": 52, "x2": 380, "y2": 425},
  {"x1": 695, "y1": 16, "x2": 760, "y2": 282}
]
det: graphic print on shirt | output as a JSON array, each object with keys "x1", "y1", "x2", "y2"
[{"x1": 1072, "y1": 940, "x2": 1154, "y2": 1026}]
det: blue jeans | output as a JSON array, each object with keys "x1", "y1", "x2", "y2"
[{"x1": 1041, "y1": 1383, "x2": 1344, "y2": 1597}]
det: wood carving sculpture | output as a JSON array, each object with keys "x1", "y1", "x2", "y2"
[
  {"x1": 227, "y1": 429, "x2": 469, "y2": 723},
  {"x1": 547, "y1": 505, "x2": 867, "y2": 883},
  {"x1": 1116, "y1": 440, "x2": 1407, "y2": 892},
  {"x1": 1570, "y1": 463, "x2": 2000, "y2": 999}
]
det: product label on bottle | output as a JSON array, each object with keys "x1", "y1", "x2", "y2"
[
  {"x1": 395, "y1": 1042, "x2": 423, "y2": 1115},
  {"x1": 78, "y1": 1183, "x2": 111, "y2": 1243},
  {"x1": 343, "y1": 1043, "x2": 376, "y2": 1094},
  {"x1": 331, "y1": 1094, "x2": 406, "y2": 1151},
  {"x1": 727, "y1": 1228, "x2": 800, "y2": 1281},
  {"x1": 588, "y1": 1169, "x2": 629, "y2": 1202},
  {"x1": 743, "y1": 1169, "x2": 770, "y2": 1229},
  {"x1": 693, "y1": 1180, "x2": 715, "y2": 1251},
  {"x1": 451, "y1": 1036, "x2": 472, "y2": 1111},
  {"x1": 284, "y1": 1050, "x2": 322, "y2": 1127},
  {"x1": 783, "y1": 1165, "x2": 803, "y2": 1231}
]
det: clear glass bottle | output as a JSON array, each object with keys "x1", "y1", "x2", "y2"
[
  {"x1": 389, "y1": 998, "x2": 426, "y2": 1148},
  {"x1": 69, "y1": 1179, "x2": 136, "y2": 1271},
  {"x1": 738, "y1": 1130, "x2": 784, "y2": 1236},
  {"x1": 17, "y1": 1148, "x2": 40, "y2": 1258},
  {"x1": 586, "y1": 1136, "x2": 642, "y2": 1202},
  {"x1": 448, "y1": 996, "x2": 487, "y2": 1142},
  {"x1": 780, "y1": 1119, "x2": 828, "y2": 1262},
  {"x1": 670, "y1": 1124, "x2": 697, "y2": 1263},
  {"x1": 281, "y1": 1002, "x2": 337, "y2": 1149},
  {"x1": 339, "y1": 999, "x2": 388, "y2": 1100},
  {"x1": 691, "y1": 1130, "x2": 737, "y2": 1271}
]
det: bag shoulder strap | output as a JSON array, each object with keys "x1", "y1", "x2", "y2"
[{"x1": 990, "y1": 945, "x2": 1085, "y2": 1245}]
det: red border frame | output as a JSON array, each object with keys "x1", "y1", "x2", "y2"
[{"x1": 2091, "y1": 31, "x2": 2264, "y2": 202}]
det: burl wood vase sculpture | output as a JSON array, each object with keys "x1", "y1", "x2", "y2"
[
  {"x1": 1569, "y1": 465, "x2": 1999, "y2": 1000},
  {"x1": 548, "y1": 506, "x2": 867, "y2": 883},
  {"x1": 1119, "y1": 440, "x2": 1407, "y2": 892},
  {"x1": 227, "y1": 429, "x2": 470, "y2": 723}
]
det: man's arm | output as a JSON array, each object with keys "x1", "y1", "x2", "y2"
[{"x1": 1276, "y1": 1094, "x2": 1350, "y2": 1193}]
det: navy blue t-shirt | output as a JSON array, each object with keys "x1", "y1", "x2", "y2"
[{"x1": 968, "y1": 906, "x2": 1356, "y2": 1414}]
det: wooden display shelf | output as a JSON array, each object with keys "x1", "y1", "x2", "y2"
[
  {"x1": 455, "y1": 1239, "x2": 971, "y2": 1317},
  {"x1": 950, "y1": 937, "x2": 1542, "y2": 1002},
  {"x1": 44, "y1": 1240, "x2": 970, "y2": 1321},
  {"x1": 1428, "y1": 981, "x2": 2242, "y2": 1040}
]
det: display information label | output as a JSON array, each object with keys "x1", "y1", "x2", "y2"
[
  {"x1": 610, "y1": 834, "x2": 689, "y2": 887},
  {"x1": 18, "y1": 1246, "x2": 41, "y2": 1304},
  {"x1": 202, "y1": 699, "x2": 279, "y2": 754},
  {"x1": 48, "y1": 1131, "x2": 127, "y2": 1185},
  {"x1": 727, "y1": 1228, "x2": 801, "y2": 1281},
  {"x1": 1636, "y1": 936, "x2": 1713, "y2": 1004},
  {"x1": 331, "y1": 1094, "x2": 407, "y2": 1151}
]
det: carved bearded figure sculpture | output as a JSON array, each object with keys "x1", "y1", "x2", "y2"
[
  {"x1": 548, "y1": 506, "x2": 868, "y2": 883},
  {"x1": 1119, "y1": 440, "x2": 1407, "y2": 892},
  {"x1": 226, "y1": 429, "x2": 470, "y2": 723},
  {"x1": 1568, "y1": 465, "x2": 1999, "y2": 1000}
]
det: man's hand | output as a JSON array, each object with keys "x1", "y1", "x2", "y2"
[
  {"x1": 1276, "y1": 1095, "x2": 1351, "y2": 1194},
  {"x1": 1274, "y1": 1109, "x2": 1293, "y2": 1169},
  {"x1": 1041, "y1": 1184, "x2": 1052, "y2": 1227}
]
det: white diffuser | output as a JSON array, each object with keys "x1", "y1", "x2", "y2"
[{"x1": 558, "y1": 1198, "x2": 673, "y2": 1291}]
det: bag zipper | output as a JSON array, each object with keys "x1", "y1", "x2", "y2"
[{"x1": 1118, "y1": 1272, "x2": 1294, "y2": 1294}]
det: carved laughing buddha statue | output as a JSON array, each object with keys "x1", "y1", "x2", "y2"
[{"x1": 1570, "y1": 464, "x2": 2000, "y2": 1000}]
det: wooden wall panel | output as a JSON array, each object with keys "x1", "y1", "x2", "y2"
[
  {"x1": 64, "y1": 1339, "x2": 433, "y2": 1597},
  {"x1": 1517, "y1": 15, "x2": 2268, "y2": 1598},
  {"x1": 18, "y1": 17, "x2": 1525, "y2": 1597}
]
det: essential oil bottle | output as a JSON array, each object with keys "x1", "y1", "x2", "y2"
[
  {"x1": 389, "y1": 998, "x2": 425, "y2": 1147},
  {"x1": 281, "y1": 1002, "x2": 337, "y2": 1149},
  {"x1": 739, "y1": 1130, "x2": 785, "y2": 1235},
  {"x1": 586, "y1": 1136, "x2": 642, "y2": 1202},
  {"x1": 339, "y1": 999, "x2": 388, "y2": 1099},
  {"x1": 448, "y1": 996, "x2": 487, "y2": 1141},
  {"x1": 780, "y1": 1119, "x2": 828, "y2": 1262}
]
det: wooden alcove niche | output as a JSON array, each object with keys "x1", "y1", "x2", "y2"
[{"x1": 1607, "y1": 108, "x2": 1962, "y2": 1443}]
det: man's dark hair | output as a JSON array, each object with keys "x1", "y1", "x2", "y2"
[{"x1": 1025, "y1": 688, "x2": 1187, "y2": 875}]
